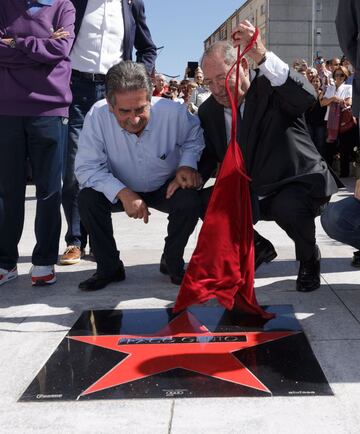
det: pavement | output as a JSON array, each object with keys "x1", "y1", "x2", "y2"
[{"x1": 0, "y1": 178, "x2": 359, "y2": 434}]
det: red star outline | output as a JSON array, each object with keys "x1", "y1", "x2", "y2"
[{"x1": 68, "y1": 311, "x2": 298, "y2": 397}]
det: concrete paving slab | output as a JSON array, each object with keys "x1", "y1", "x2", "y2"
[{"x1": 170, "y1": 397, "x2": 359, "y2": 434}]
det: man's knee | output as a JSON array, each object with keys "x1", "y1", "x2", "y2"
[
  {"x1": 269, "y1": 188, "x2": 316, "y2": 225},
  {"x1": 172, "y1": 189, "x2": 201, "y2": 214},
  {"x1": 78, "y1": 188, "x2": 105, "y2": 213}
]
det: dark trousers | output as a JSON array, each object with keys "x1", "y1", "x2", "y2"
[
  {"x1": 338, "y1": 127, "x2": 358, "y2": 177},
  {"x1": 78, "y1": 184, "x2": 200, "y2": 277},
  {"x1": 62, "y1": 74, "x2": 106, "y2": 249},
  {"x1": 0, "y1": 116, "x2": 66, "y2": 270},
  {"x1": 258, "y1": 184, "x2": 326, "y2": 261},
  {"x1": 200, "y1": 183, "x2": 325, "y2": 262}
]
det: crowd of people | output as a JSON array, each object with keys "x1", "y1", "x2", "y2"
[
  {"x1": 0, "y1": 1, "x2": 358, "y2": 301},
  {"x1": 294, "y1": 54, "x2": 359, "y2": 177}
]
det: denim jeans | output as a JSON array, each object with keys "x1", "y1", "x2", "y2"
[
  {"x1": 321, "y1": 197, "x2": 360, "y2": 250},
  {"x1": 62, "y1": 74, "x2": 106, "y2": 249},
  {"x1": 0, "y1": 115, "x2": 66, "y2": 269}
]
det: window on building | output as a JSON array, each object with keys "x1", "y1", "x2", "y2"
[
  {"x1": 316, "y1": 27, "x2": 321, "y2": 35},
  {"x1": 220, "y1": 25, "x2": 227, "y2": 40},
  {"x1": 316, "y1": 1, "x2": 322, "y2": 12},
  {"x1": 260, "y1": 3, "x2": 266, "y2": 15}
]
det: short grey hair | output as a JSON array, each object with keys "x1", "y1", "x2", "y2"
[
  {"x1": 105, "y1": 61, "x2": 153, "y2": 106},
  {"x1": 200, "y1": 41, "x2": 237, "y2": 68}
]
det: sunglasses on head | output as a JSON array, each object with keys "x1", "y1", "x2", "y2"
[
  {"x1": 334, "y1": 73, "x2": 345, "y2": 78},
  {"x1": 314, "y1": 59, "x2": 324, "y2": 65}
]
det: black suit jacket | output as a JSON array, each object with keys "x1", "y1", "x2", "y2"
[
  {"x1": 71, "y1": 0, "x2": 156, "y2": 74},
  {"x1": 336, "y1": 0, "x2": 360, "y2": 115},
  {"x1": 198, "y1": 69, "x2": 338, "y2": 199}
]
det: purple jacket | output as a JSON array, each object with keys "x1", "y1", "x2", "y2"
[{"x1": 0, "y1": 0, "x2": 75, "y2": 117}]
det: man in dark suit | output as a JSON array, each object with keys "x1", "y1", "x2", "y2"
[
  {"x1": 198, "y1": 21, "x2": 338, "y2": 292},
  {"x1": 61, "y1": 0, "x2": 157, "y2": 265}
]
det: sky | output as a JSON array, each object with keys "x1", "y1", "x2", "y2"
[{"x1": 145, "y1": 0, "x2": 246, "y2": 79}]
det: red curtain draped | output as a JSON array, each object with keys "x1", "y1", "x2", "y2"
[{"x1": 174, "y1": 29, "x2": 274, "y2": 320}]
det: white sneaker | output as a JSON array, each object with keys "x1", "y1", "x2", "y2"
[
  {"x1": 0, "y1": 266, "x2": 18, "y2": 286},
  {"x1": 30, "y1": 265, "x2": 56, "y2": 286}
]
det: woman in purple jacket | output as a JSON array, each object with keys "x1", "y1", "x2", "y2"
[{"x1": 0, "y1": 0, "x2": 75, "y2": 286}]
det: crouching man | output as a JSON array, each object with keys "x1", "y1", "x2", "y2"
[{"x1": 75, "y1": 61, "x2": 204, "y2": 291}]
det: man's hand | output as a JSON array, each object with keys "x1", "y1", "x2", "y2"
[
  {"x1": 51, "y1": 27, "x2": 70, "y2": 40},
  {"x1": 117, "y1": 188, "x2": 150, "y2": 223},
  {"x1": 166, "y1": 179, "x2": 180, "y2": 199},
  {"x1": 175, "y1": 166, "x2": 202, "y2": 190},
  {"x1": 231, "y1": 20, "x2": 267, "y2": 65},
  {"x1": 355, "y1": 179, "x2": 360, "y2": 201},
  {"x1": 1, "y1": 38, "x2": 14, "y2": 45}
]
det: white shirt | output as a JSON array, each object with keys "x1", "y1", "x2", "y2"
[
  {"x1": 323, "y1": 83, "x2": 353, "y2": 121},
  {"x1": 224, "y1": 51, "x2": 289, "y2": 143},
  {"x1": 75, "y1": 98, "x2": 205, "y2": 203},
  {"x1": 70, "y1": 0, "x2": 124, "y2": 74}
]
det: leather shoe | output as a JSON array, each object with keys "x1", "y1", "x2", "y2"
[
  {"x1": 160, "y1": 254, "x2": 185, "y2": 285},
  {"x1": 351, "y1": 251, "x2": 360, "y2": 268},
  {"x1": 79, "y1": 261, "x2": 125, "y2": 291},
  {"x1": 296, "y1": 246, "x2": 321, "y2": 292},
  {"x1": 254, "y1": 235, "x2": 277, "y2": 270}
]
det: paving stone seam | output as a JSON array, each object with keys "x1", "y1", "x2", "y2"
[
  {"x1": 168, "y1": 399, "x2": 175, "y2": 434},
  {"x1": 322, "y1": 276, "x2": 360, "y2": 325}
]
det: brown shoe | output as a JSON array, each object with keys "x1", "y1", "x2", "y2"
[{"x1": 60, "y1": 246, "x2": 84, "y2": 265}]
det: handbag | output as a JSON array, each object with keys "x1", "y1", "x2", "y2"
[{"x1": 339, "y1": 107, "x2": 357, "y2": 134}]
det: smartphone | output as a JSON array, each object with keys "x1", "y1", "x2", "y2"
[{"x1": 187, "y1": 61, "x2": 199, "y2": 78}]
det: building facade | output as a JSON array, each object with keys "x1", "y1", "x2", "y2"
[{"x1": 204, "y1": 0, "x2": 341, "y2": 65}]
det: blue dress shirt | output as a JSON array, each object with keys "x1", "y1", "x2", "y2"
[
  {"x1": 75, "y1": 97, "x2": 205, "y2": 203},
  {"x1": 26, "y1": 0, "x2": 53, "y2": 14}
]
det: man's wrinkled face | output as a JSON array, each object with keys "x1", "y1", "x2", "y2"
[
  {"x1": 202, "y1": 52, "x2": 250, "y2": 108},
  {"x1": 108, "y1": 90, "x2": 150, "y2": 135}
]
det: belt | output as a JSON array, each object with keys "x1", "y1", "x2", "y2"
[{"x1": 72, "y1": 69, "x2": 106, "y2": 83}]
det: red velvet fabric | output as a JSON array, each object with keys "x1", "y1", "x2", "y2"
[{"x1": 174, "y1": 30, "x2": 273, "y2": 319}]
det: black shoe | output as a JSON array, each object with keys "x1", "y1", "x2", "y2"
[
  {"x1": 160, "y1": 254, "x2": 185, "y2": 285},
  {"x1": 79, "y1": 261, "x2": 125, "y2": 291},
  {"x1": 296, "y1": 246, "x2": 321, "y2": 292},
  {"x1": 254, "y1": 235, "x2": 277, "y2": 270},
  {"x1": 351, "y1": 251, "x2": 360, "y2": 268}
]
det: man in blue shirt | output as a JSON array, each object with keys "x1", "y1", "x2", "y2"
[{"x1": 75, "y1": 61, "x2": 204, "y2": 291}]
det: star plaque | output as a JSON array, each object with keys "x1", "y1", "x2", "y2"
[{"x1": 20, "y1": 305, "x2": 332, "y2": 400}]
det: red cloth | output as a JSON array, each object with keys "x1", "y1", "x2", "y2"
[
  {"x1": 174, "y1": 31, "x2": 273, "y2": 320},
  {"x1": 326, "y1": 102, "x2": 341, "y2": 143}
]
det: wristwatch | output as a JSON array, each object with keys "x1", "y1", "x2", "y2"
[
  {"x1": 9, "y1": 38, "x2": 16, "y2": 49},
  {"x1": 257, "y1": 52, "x2": 267, "y2": 66}
]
